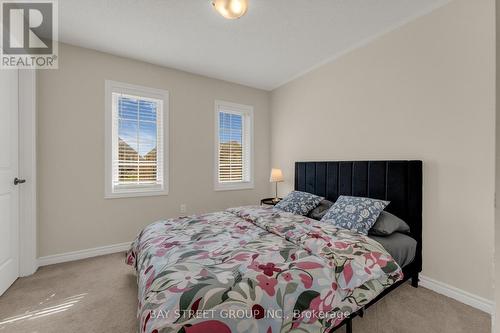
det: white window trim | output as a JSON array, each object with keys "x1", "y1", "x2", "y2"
[
  {"x1": 105, "y1": 80, "x2": 169, "y2": 198},
  {"x1": 214, "y1": 100, "x2": 254, "y2": 191}
]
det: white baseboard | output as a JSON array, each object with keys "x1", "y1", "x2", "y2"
[
  {"x1": 419, "y1": 275, "x2": 494, "y2": 315},
  {"x1": 37, "y1": 242, "x2": 131, "y2": 267}
]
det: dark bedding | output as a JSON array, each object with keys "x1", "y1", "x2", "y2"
[{"x1": 369, "y1": 232, "x2": 417, "y2": 268}]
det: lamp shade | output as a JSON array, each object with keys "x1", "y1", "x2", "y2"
[{"x1": 269, "y1": 168, "x2": 284, "y2": 182}]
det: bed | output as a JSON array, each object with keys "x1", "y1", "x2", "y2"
[
  {"x1": 127, "y1": 160, "x2": 422, "y2": 333},
  {"x1": 294, "y1": 161, "x2": 422, "y2": 332}
]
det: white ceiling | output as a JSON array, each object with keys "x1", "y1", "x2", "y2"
[{"x1": 59, "y1": 0, "x2": 450, "y2": 90}]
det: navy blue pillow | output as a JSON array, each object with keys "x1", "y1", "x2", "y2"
[
  {"x1": 275, "y1": 191, "x2": 324, "y2": 216},
  {"x1": 320, "y1": 196, "x2": 389, "y2": 235}
]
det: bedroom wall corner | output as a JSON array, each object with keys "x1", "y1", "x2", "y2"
[{"x1": 270, "y1": 0, "x2": 496, "y2": 302}]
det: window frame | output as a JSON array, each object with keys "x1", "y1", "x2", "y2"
[
  {"x1": 105, "y1": 80, "x2": 169, "y2": 198},
  {"x1": 214, "y1": 100, "x2": 254, "y2": 191}
]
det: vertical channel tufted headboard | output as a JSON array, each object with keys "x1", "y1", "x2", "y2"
[{"x1": 294, "y1": 160, "x2": 423, "y2": 273}]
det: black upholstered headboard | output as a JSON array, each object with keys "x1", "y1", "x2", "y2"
[{"x1": 295, "y1": 160, "x2": 422, "y2": 272}]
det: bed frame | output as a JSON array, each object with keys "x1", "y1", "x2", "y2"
[{"x1": 294, "y1": 160, "x2": 422, "y2": 333}]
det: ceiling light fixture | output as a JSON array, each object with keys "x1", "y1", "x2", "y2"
[{"x1": 212, "y1": 0, "x2": 248, "y2": 20}]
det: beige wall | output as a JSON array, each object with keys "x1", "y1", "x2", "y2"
[
  {"x1": 37, "y1": 43, "x2": 271, "y2": 257},
  {"x1": 496, "y1": 0, "x2": 499, "y2": 328},
  {"x1": 270, "y1": 0, "x2": 495, "y2": 300}
]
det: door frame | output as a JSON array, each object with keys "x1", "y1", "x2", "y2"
[{"x1": 18, "y1": 70, "x2": 37, "y2": 276}]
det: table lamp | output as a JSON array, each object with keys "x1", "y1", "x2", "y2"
[{"x1": 269, "y1": 168, "x2": 284, "y2": 202}]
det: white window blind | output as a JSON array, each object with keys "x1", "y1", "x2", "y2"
[
  {"x1": 218, "y1": 111, "x2": 244, "y2": 182},
  {"x1": 215, "y1": 101, "x2": 253, "y2": 190},
  {"x1": 105, "y1": 81, "x2": 168, "y2": 198}
]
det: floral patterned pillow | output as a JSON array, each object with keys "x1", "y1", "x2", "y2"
[
  {"x1": 320, "y1": 195, "x2": 389, "y2": 235},
  {"x1": 275, "y1": 191, "x2": 324, "y2": 216}
]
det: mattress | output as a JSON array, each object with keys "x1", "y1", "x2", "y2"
[{"x1": 369, "y1": 232, "x2": 417, "y2": 268}]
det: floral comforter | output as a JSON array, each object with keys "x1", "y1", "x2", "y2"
[{"x1": 127, "y1": 206, "x2": 402, "y2": 333}]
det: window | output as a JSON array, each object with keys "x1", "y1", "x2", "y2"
[
  {"x1": 105, "y1": 80, "x2": 168, "y2": 198},
  {"x1": 214, "y1": 100, "x2": 253, "y2": 191}
]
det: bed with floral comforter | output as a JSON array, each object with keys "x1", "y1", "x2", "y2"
[{"x1": 127, "y1": 206, "x2": 402, "y2": 333}]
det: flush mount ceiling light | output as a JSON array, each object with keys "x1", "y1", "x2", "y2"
[{"x1": 212, "y1": 0, "x2": 248, "y2": 20}]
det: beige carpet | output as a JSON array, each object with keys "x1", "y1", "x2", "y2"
[{"x1": 0, "y1": 253, "x2": 490, "y2": 333}]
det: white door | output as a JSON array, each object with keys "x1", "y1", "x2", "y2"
[{"x1": 0, "y1": 70, "x2": 19, "y2": 295}]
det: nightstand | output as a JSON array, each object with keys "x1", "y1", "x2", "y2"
[{"x1": 260, "y1": 198, "x2": 282, "y2": 206}]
